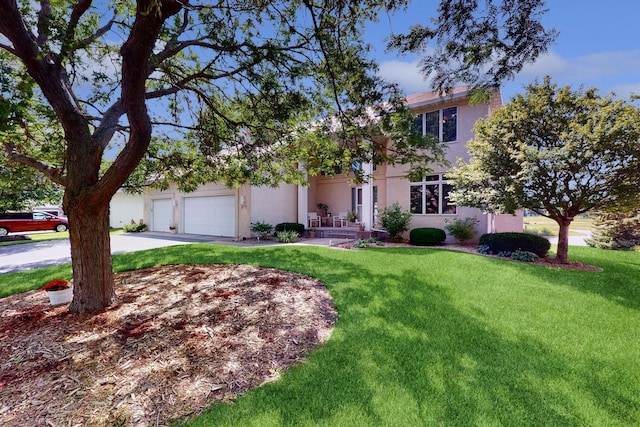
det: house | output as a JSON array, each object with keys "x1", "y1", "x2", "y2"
[
  {"x1": 144, "y1": 87, "x2": 522, "y2": 241},
  {"x1": 110, "y1": 190, "x2": 145, "y2": 229}
]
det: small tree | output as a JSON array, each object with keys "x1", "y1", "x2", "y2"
[
  {"x1": 585, "y1": 211, "x2": 640, "y2": 250},
  {"x1": 449, "y1": 78, "x2": 640, "y2": 263},
  {"x1": 379, "y1": 202, "x2": 412, "y2": 241}
]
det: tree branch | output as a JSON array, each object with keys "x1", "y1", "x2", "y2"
[
  {"x1": 36, "y1": 0, "x2": 51, "y2": 46},
  {"x1": 2, "y1": 142, "x2": 66, "y2": 186}
]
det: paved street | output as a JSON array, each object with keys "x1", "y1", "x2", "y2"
[
  {"x1": 0, "y1": 233, "x2": 215, "y2": 274},
  {"x1": 547, "y1": 229, "x2": 591, "y2": 247}
]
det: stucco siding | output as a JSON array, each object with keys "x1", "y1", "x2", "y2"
[
  {"x1": 110, "y1": 191, "x2": 144, "y2": 229},
  {"x1": 249, "y1": 185, "x2": 298, "y2": 235}
]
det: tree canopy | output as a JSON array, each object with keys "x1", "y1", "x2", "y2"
[
  {"x1": 0, "y1": 0, "x2": 446, "y2": 312},
  {"x1": 0, "y1": 0, "x2": 556, "y2": 312},
  {"x1": 388, "y1": 0, "x2": 557, "y2": 96},
  {"x1": 0, "y1": 163, "x2": 63, "y2": 213},
  {"x1": 448, "y1": 77, "x2": 640, "y2": 263}
]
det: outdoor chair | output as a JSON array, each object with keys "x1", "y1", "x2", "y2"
[
  {"x1": 308, "y1": 212, "x2": 321, "y2": 228},
  {"x1": 333, "y1": 211, "x2": 348, "y2": 227}
]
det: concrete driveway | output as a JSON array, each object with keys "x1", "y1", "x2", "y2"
[{"x1": 0, "y1": 232, "x2": 215, "y2": 274}]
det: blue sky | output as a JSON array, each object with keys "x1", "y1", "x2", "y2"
[{"x1": 366, "y1": 1, "x2": 640, "y2": 102}]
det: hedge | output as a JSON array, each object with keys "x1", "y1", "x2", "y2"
[
  {"x1": 409, "y1": 228, "x2": 446, "y2": 246},
  {"x1": 274, "y1": 222, "x2": 305, "y2": 235},
  {"x1": 478, "y1": 232, "x2": 550, "y2": 258}
]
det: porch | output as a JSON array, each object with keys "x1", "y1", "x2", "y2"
[{"x1": 309, "y1": 226, "x2": 386, "y2": 240}]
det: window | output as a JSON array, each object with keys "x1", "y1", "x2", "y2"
[
  {"x1": 415, "y1": 106, "x2": 457, "y2": 142},
  {"x1": 410, "y1": 174, "x2": 456, "y2": 215}
]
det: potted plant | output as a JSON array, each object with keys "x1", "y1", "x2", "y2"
[
  {"x1": 169, "y1": 224, "x2": 177, "y2": 233},
  {"x1": 346, "y1": 210, "x2": 359, "y2": 224},
  {"x1": 316, "y1": 203, "x2": 329, "y2": 217},
  {"x1": 41, "y1": 279, "x2": 73, "y2": 306},
  {"x1": 309, "y1": 227, "x2": 317, "y2": 238}
]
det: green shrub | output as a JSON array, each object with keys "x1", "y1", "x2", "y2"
[
  {"x1": 409, "y1": 228, "x2": 446, "y2": 246},
  {"x1": 123, "y1": 221, "x2": 147, "y2": 233},
  {"x1": 524, "y1": 227, "x2": 554, "y2": 237},
  {"x1": 379, "y1": 202, "x2": 412, "y2": 240},
  {"x1": 250, "y1": 221, "x2": 274, "y2": 239},
  {"x1": 353, "y1": 238, "x2": 383, "y2": 248},
  {"x1": 445, "y1": 217, "x2": 479, "y2": 242},
  {"x1": 275, "y1": 230, "x2": 299, "y2": 243},
  {"x1": 274, "y1": 222, "x2": 305, "y2": 235},
  {"x1": 510, "y1": 250, "x2": 539, "y2": 263},
  {"x1": 478, "y1": 232, "x2": 550, "y2": 258}
]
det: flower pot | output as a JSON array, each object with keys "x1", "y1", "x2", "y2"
[{"x1": 46, "y1": 287, "x2": 73, "y2": 306}]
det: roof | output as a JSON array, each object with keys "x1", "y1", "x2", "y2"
[{"x1": 405, "y1": 86, "x2": 501, "y2": 110}]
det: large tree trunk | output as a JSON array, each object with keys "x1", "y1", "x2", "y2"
[
  {"x1": 65, "y1": 197, "x2": 116, "y2": 313},
  {"x1": 555, "y1": 218, "x2": 572, "y2": 264}
]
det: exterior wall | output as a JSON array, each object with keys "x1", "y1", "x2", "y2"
[
  {"x1": 312, "y1": 163, "x2": 389, "y2": 224},
  {"x1": 145, "y1": 183, "x2": 246, "y2": 238},
  {"x1": 249, "y1": 184, "x2": 298, "y2": 236},
  {"x1": 312, "y1": 174, "x2": 353, "y2": 217},
  {"x1": 491, "y1": 212, "x2": 525, "y2": 233},
  {"x1": 144, "y1": 183, "x2": 299, "y2": 239},
  {"x1": 110, "y1": 191, "x2": 144, "y2": 229},
  {"x1": 373, "y1": 88, "x2": 522, "y2": 242},
  {"x1": 386, "y1": 94, "x2": 493, "y2": 177}
]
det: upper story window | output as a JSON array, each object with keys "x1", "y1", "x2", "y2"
[
  {"x1": 414, "y1": 106, "x2": 457, "y2": 143},
  {"x1": 410, "y1": 174, "x2": 456, "y2": 215}
]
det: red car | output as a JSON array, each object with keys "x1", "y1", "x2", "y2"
[{"x1": 0, "y1": 212, "x2": 69, "y2": 236}]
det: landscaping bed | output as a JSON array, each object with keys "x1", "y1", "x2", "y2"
[{"x1": 0, "y1": 265, "x2": 336, "y2": 426}]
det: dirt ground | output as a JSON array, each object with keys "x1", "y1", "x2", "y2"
[{"x1": 0, "y1": 265, "x2": 337, "y2": 426}]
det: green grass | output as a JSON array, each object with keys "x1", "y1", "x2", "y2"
[
  {"x1": 524, "y1": 216, "x2": 594, "y2": 236},
  {"x1": 1, "y1": 244, "x2": 639, "y2": 425},
  {"x1": 0, "y1": 228, "x2": 124, "y2": 247}
]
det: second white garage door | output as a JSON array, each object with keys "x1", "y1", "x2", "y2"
[{"x1": 184, "y1": 195, "x2": 236, "y2": 237}]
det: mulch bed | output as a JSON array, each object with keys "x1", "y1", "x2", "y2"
[{"x1": 0, "y1": 265, "x2": 337, "y2": 426}]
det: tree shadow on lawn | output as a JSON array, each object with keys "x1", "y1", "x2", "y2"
[
  {"x1": 136, "y1": 244, "x2": 638, "y2": 426},
  {"x1": 517, "y1": 246, "x2": 640, "y2": 312}
]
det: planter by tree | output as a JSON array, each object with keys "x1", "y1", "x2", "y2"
[
  {"x1": 42, "y1": 279, "x2": 73, "y2": 306},
  {"x1": 449, "y1": 78, "x2": 640, "y2": 263}
]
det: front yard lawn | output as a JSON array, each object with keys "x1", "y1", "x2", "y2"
[{"x1": 1, "y1": 244, "x2": 639, "y2": 425}]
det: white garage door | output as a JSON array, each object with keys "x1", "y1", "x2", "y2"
[
  {"x1": 184, "y1": 195, "x2": 235, "y2": 236},
  {"x1": 152, "y1": 199, "x2": 173, "y2": 232}
]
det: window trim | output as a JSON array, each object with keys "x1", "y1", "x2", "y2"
[
  {"x1": 410, "y1": 174, "x2": 457, "y2": 215},
  {"x1": 415, "y1": 106, "x2": 458, "y2": 143}
]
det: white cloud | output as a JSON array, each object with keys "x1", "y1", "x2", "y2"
[
  {"x1": 509, "y1": 49, "x2": 640, "y2": 98},
  {"x1": 379, "y1": 50, "x2": 640, "y2": 100},
  {"x1": 517, "y1": 50, "x2": 640, "y2": 80},
  {"x1": 610, "y1": 82, "x2": 640, "y2": 99},
  {"x1": 377, "y1": 60, "x2": 432, "y2": 94}
]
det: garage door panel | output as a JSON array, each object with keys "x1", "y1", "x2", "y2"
[
  {"x1": 152, "y1": 199, "x2": 173, "y2": 232},
  {"x1": 184, "y1": 195, "x2": 235, "y2": 236}
]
